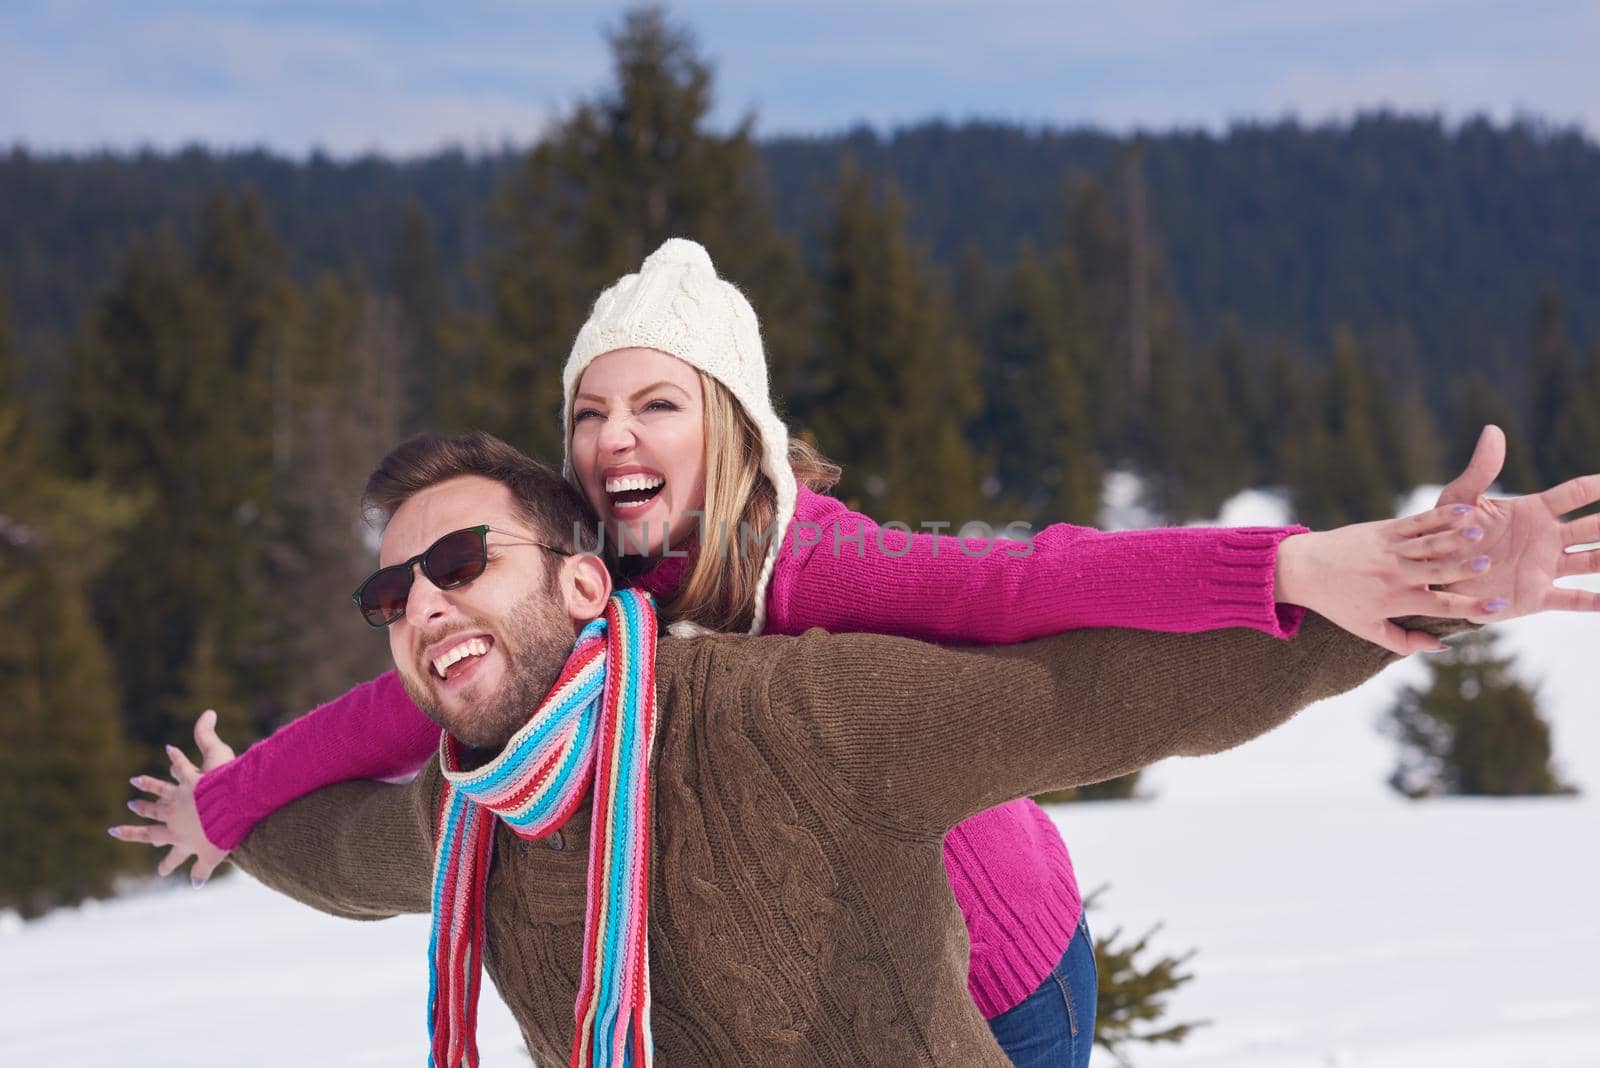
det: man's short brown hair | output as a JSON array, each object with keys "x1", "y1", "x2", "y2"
[{"x1": 362, "y1": 432, "x2": 598, "y2": 555}]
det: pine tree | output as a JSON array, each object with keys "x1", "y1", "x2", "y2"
[
  {"x1": 1144, "y1": 340, "x2": 1255, "y2": 521},
  {"x1": 1064, "y1": 179, "x2": 1134, "y2": 461},
  {"x1": 1257, "y1": 343, "x2": 1321, "y2": 489},
  {"x1": 1083, "y1": 888, "x2": 1207, "y2": 1067},
  {"x1": 457, "y1": 5, "x2": 810, "y2": 458},
  {"x1": 1385, "y1": 630, "x2": 1575, "y2": 798},
  {"x1": 1547, "y1": 348, "x2": 1600, "y2": 500},
  {"x1": 811, "y1": 164, "x2": 987, "y2": 522},
  {"x1": 1448, "y1": 371, "x2": 1540, "y2": 493},
  {"x1": 252, "y1": 277, "x2": 400, "y2": 723},
  {"x1": 979, "y1": 243, "x2": 1099, "y2": 524},
  {"x1": 60, "y1": 195, "x2": 291, "y2": 756},
  {"x1": 391, "y1": 200, "x2": 447, "y2": 432},
  {"x1": 1288, "y1": 331, "x2": 1394, "y2": 529},
  {"x1": 0, "y1": 290, "x2": 139, "y2": 916},
  {"x1": 1529, "y1": 290, "x2": 1585, "y2": 486}
]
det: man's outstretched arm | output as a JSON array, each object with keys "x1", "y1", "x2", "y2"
[
  {"x1": 767, "y1": 612, "x2": 1470, "y2": 838},
  {"x1": 230, "y1": 773, "x2": 439, "y2": 920}
]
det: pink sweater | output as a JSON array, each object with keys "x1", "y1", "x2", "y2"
[{"x1": 196, "y1": 486, "x2": 1306, "y2": 1017}]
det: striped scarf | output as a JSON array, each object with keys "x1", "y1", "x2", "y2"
[{"x1": 428, "y1": 589, "x2": 659, "y2": 1068}]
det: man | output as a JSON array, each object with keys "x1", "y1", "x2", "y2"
[{"x1": 146, "y1": 430, "x2": 1472, "y2": 1067}]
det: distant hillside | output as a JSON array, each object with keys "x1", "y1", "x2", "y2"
[
  {"x1": 766, "y1": 114, "x2": 1600, "y2": 381},
  {"x1": 3, "y1": 113, "x2": 1596, "y2": 390}
]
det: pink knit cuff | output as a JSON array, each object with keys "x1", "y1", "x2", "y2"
[
  {"x1": 1203, "y1": 526, "x2": 1309, "y2": 638},
  {"x1": 193, "y1": 761, "x2": 254, "y2": 852}
]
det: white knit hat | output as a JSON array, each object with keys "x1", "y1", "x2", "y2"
[{"x1": 563, "y1": 238, "x2": 796, "y2": 637}]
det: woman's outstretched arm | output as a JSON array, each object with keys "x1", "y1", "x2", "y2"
[{"x1": 113, "y1": 672, "x2": 441, "y2": 883}]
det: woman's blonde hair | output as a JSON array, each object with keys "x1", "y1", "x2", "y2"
[{"x1": 569, "y1": 371, "x2": 838, "y2": 633}]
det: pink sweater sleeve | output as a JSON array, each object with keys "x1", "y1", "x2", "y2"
[
  {"x1": 763, "y1": 487, "x2": 1308, "y2": 643},
  {"x1": 193, "y1": 670, "x2": 441, "y2": 851}
]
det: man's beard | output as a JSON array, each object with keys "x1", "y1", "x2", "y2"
[{"x1": 401, "y1": 587, "x2": 578, "y2": 754}]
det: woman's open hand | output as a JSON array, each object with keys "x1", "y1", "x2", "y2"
[
  {"x1": 110, "y1": 709, "x2": 236, "y2": 886},
  {"x1": 1430, "y1": 424, "x2": 1600, "y2": 620}
]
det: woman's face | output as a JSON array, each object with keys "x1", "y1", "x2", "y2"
[{"x1": 571, "y1": 347, "x2": 708, "y2": 556}]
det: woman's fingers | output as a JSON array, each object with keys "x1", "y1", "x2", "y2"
[
  {"x1": 166, "y1": 744, "x2": 202, "y2": 785},
  {"x1": 1560, "y1": 513, "x2": 1600, "y2": 548},
  {"x1": 1545, "y1": 586, "x2": 1600, "y2": 613},
  {"x1": 1391, "y1": 503, "x2": 1475, "y2": 539},
  {"x1": 1393, "y1": 522, "x2": 1485, "y2": 562},
  {"x1": 1436, "y1": 425, "x2": 1505, "y2": 509},
  {"x1": 1557, "y1": 547, "x2": 1600, "y2": 578},
  {"x1": 129, "y1": 775, "x2": 174, "y2": 800},
  {"x1": 1540, "y1": 473, "x2": 1600, "y2": 518},
  {"x1": 108, "y1": 823, "x2": 175, "y2": 847},
  {"x1": 1408, "y1": 589, "x2": 1498, "y2": 620},
  {"x1": 190, "y1": 856, "x2": 222, "y2": 886},
  {"x1": 156, "y1": 845, "x2": 190, "y2": 879},
  {"x1": 126, "y1": 797, "x2": 165, "y2": 821},
  {"x1": 1399, "y1": 550, "x2": 1490, "y2": 587}
]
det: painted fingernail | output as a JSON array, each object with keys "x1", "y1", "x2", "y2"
[
  {"x1": 1452, "y1": 504, "x2": 1472, "y2": 515},
  {"x1": 192, "y1": 877, "x2": 205, "y2": 890},
  {"x1": 107, "y1": 827, "x2": 122, "y2": 838},
  {"x1": 1472, "y1": 556, "x2": 1490, "y2": 572},
  {"x1": 1486, "y1": 599, "x2": 1508, "y2": 613},
  {"x1": 1465, "y1": 526, "x2": 1483, "y2": 541},
  {"x1": 129, "y1": 776, "x2": 143, "y2": 788},
  {"x1": 164, "y1": 745, "x2": 180, "y2": 760},
  {"x1": 126, "y1": 800, "x2": 140, "y2": 813}
]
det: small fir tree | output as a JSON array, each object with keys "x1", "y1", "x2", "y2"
[
  {"x1": 1084, "y1": 888, "x2": 1208, "y2": 1067},
  {"x1": 1385, "y1": 630, "x2": 1575, "y2": 798}
]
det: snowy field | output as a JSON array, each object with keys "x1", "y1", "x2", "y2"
[{"x1": 5, "y1": 487, "x2": 1598, "y2": 1067}]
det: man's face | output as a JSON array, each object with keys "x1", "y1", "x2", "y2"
[{"x1": 380, "y1": 475, "x2": 576, "y2": 750}]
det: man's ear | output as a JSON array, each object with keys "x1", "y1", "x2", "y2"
[{"x1": 561, "y1": 552, "x2": 612, "y2": 623}]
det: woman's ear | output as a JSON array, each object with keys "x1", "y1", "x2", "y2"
[{"x1": 561, "y1": 551, "x2": 613, "y2": 623}]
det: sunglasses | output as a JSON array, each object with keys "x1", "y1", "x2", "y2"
[{"x1": 351, "y1": 524, "x2": 572, "y2": 628}]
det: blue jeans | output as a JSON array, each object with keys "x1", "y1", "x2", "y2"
[{"x1": 987, "y1": 914, "x2": 1097, "y2": 1068}]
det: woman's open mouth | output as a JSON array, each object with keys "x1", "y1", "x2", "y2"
[{"x1": 606, "y1": 473, "x2": 665, "y2": 514}]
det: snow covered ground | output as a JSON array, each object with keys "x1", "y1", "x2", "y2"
[{"x1": 5, "y1": 487, "x2": 1597, "y2": 1067}]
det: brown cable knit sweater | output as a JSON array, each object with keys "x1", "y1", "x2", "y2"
[{"x1": 234, "y1": 613, "x2": 1460, "y2": 1066}]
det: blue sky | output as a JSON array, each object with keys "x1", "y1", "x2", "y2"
[{"x1": 2, "y1": 1, "x2": 1595, "y2": 157}]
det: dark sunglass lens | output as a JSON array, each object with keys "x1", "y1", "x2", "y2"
[
  {"x1": 358, "y1": 567, "x2": 412, "y2": 625},
  {"x1": 425, "y1": 529, "x2": 489, "y2": 589}
]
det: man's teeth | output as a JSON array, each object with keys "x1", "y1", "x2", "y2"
[
  {"x1": 605, "y1": 474, "x2": 665, "y2": 494},
  {"x1": 433, "y1": 638, "x2": 489, "y2": 679}
]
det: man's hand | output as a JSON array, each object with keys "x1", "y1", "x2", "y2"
[
  {"x1": 110, "y1": 709, "x2": 237, "y2": 886},
  {"x1": 1432, "y1": 424, "x2": 1600, "y2": 619}
]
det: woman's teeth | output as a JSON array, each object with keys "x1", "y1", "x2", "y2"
[
  {"x1": 605, "y1": 474, "x2": 665, "y2": 494},
  {"x1": 606, "y1": 474, "x2": 665, "y2": 511}
]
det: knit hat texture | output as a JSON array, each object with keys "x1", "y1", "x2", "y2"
[{"x1": 563, "y1": 238, "x2": 796, "y2": 636}]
